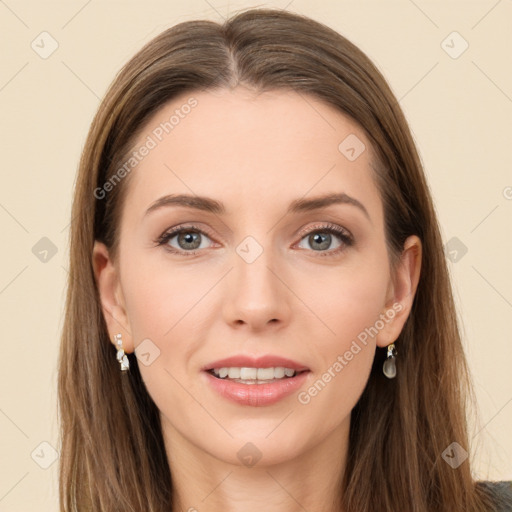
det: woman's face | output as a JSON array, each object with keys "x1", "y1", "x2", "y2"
[{"x1": 94, "y1": 86, "x2": 419, "y2": 467}]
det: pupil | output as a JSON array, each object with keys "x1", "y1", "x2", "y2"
[
  {"x1": 179, "y1": 231, "x2": 201, "y2": 249},
  {"x1": 311, "y1": 232, "x2": 330, "y2": 250}
]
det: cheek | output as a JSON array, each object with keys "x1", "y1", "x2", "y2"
[
  {"x1": 119, "y1": 255, "x2": 215, "y2": 391},
  {"x1": 120, "y1": 254, "x2": 204, "y2": 338},
  {"x1": 118, "y1": 261, "x2": 207, "y2": 418},
  {"x1": 293, "y1": 257, "x2": 389, "y2": 410},
  {"x1": 304, "y1": 258, "x2": 390, "y2": 350}
]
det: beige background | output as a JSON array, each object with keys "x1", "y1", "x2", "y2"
[{"x1": 0, "y1": 0, "x2": 511, "y2": 510}]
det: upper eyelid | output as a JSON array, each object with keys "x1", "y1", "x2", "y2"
[
  {"x1": 296, "y1": 222, "x2": 351, "y2": 239},
  {"x1": 163, "y1": 224, "x2": 216, "y2": 240}
]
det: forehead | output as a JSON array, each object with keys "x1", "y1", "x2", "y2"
[{"x1": 121, "y1": 86, "x2": 382, "y2": 222}]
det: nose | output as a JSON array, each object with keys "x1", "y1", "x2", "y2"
[{"x1": 222, "y1": 242, "x2": 291, "y2": 332}]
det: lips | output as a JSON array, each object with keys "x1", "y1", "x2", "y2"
[
  {"x1": 201, "y1": 354, "x2": 311, "y2": 406},
  {"x1": 202, "y1": 354, "x2": 310, "y2": 372},
  {"x1": 203, "y1": 367, "x2": 310, "y2": 406}
]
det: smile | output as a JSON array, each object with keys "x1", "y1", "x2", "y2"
[
  {"x1": 209, "y1": 366, "x2": 302, "y2": 383},
  {"x1": 203, "y1": 368, "x2": 310, "y2": 406}
]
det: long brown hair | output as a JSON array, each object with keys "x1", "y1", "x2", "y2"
[{"x1": 58, "y1": 7, "x2": 502, "y2": 511}]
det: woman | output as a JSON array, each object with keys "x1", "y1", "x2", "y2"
[{"x1": 58, "y1": 7, "x2": 512, "y2": 512}]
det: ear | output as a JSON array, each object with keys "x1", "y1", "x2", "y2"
[
  {"x1": 376, "y1": 235, "x2": 422, "y2": 348},
  {"x1": 92, "y1": 241, "x2": 134, "y2": 353}
]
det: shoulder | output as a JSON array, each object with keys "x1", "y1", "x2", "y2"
[{"x1": 476, "y1": 481, "x2": 512, "y2": 512}]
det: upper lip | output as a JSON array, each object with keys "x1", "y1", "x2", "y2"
[{"x1": 203, "y1": 355, "x2": 310, "y2": 372}]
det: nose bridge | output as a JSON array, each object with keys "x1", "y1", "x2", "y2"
[
  {"x1": 234, "y1": 233, "x2": 280, "y2": 301},
  {"x1": 223, "y1": 232, "x2": 290, "y2": 328}
]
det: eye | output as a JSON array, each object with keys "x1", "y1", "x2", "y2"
[
  {"x1": 296, "y1": 223, "x2": 354, "y2": 256},
  {"x1": 155, "y1": 222, "x2": 354, "y2": 257},
  {"x1": 155, "y1": 224, "x2": 216, "y2": 256}
]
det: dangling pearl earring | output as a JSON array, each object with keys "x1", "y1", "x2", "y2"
[
  {"x1": 114, "y1": 333, "x2": 130, "y2": 371},
  {"x1": 382, "y1": 342, "x2": 397, "y2": 379}
]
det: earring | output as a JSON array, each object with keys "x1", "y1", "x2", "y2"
[
  {"x1": 114, "y1": 333, "x2": 130, "y2": 371},
  {"x1": 382, "y1": 342, "x2": 397, "y2": 379}
]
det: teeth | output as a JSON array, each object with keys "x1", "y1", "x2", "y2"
[
  {"x1": 241, "y1": 367, "x2": 257, "y2": 379},
  {"x1": 228, "y1": 368, "x2": 241, "y2": 379},
  {"x1": 274, "y1": 367, "x2": 285, "y2": 379},
  {"x1": 211, "y1": 366, "x2": 298, "y2": 380},
  {"x1": 257, "y1": 368, "x2": 274, "y2": 380}
]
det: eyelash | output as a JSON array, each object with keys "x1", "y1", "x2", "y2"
[{"x1": 154, "y1": 222, "x2": 354, "y2": 257}]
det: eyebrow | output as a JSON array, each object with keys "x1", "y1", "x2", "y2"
[{"x1": 144, "y1": 192, "x2": 371, "y2": 221}]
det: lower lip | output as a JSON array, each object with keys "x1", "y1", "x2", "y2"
[{"x1": 203, "y1": 370, "x2": 310, "y2": 407}]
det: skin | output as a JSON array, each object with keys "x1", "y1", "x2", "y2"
[{"x1": 93, "y1": 86, "x2": 421, "y2": 512}]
